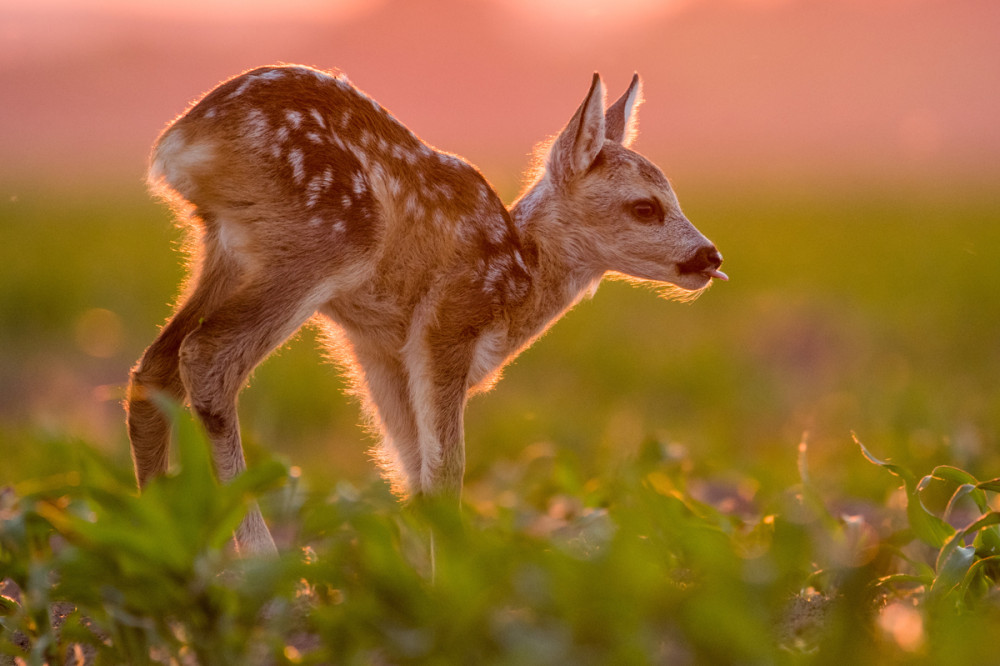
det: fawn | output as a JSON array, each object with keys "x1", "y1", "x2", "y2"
[{"x1": 127, "y1": 65, "x2": 726, "y2": 555}]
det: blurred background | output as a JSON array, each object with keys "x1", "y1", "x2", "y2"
[{"x1": 2, "y1": 0, "x2": 998, "y2": 503}]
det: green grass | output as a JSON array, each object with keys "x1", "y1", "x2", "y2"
[{"x1": 1, "y1": 179, "x2": 999, "y2": 662}]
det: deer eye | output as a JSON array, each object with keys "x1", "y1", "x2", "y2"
[{"x1": 630, "y1": 199, "x2": 662, "y2": 222}]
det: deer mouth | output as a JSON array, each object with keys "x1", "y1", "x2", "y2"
[
  {"x1": 702, "y1": 268, "x2": 729, "y2": 281},
  {"x1": 677, "y1": 246, "x2": 727, "y2": 284}
]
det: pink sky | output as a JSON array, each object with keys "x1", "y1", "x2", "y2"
[{"x1": 2, "y1": 0, "x2": 998, "y2": 189}]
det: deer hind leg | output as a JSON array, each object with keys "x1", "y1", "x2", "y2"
[
  {"x1": 127, "y1": 237, "x2": 242, "y2": 488},
  {"x1": 178, "y1": 268, "x2": 331, "y2": 555}
]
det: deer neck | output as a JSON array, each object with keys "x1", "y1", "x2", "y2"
[{"x1": 506, "y1": 183, "x2": 604, "y2": 343}]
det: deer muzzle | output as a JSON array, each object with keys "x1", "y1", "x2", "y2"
[{"x1": 678, "y1": 245, "x2": 728, "y2": 281}]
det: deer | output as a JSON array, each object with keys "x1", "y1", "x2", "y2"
[{"x1": 126, "y1": 64, "x2": 727, "y2": 556}]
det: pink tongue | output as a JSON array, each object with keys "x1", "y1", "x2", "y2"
[{"x1": 704, "y1": 269, "x2": 729, "y2": 281}]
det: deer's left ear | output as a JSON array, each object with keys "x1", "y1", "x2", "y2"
[
  {"x1": 548, "y1": 73, "x2": 606, "y2": 183},
  {"x1": 605, "y1": 73, "x2": 643, "y2": 148}
]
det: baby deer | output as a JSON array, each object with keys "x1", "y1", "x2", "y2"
[{"x1": 127, "y1": 65, "x2": 726, "y2": 555}]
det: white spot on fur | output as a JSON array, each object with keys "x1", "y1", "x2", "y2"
[
  {"x1": 258, "y1": 69, "x2": 287, "y2": 81},
  {"x1": 217, "y1": 219, "x2": 250, "y2": 254},
  {"x1": 290, "y1": 66, "x2": 333, "y2": 82},
  {"x1": 350, "y1": 144, "x2": 370, "y2": 169},
  {"x1": 288, "y1": 147, "x2": 305, "y2": 184},
  {"x1": 244, "y1": 108, "x2": 270, "y2": 145},
  {"x1": 435, "y1": 182, "x2": 454, "y2": 201},
  {"x1": 513, "y1": 250, "x2": 528, "y2": 272},
  {"x1": 483, "y1": 261, "x2": 505, "y2": 294},
  {"x1": 388, "y1": 175, "x2": 402, "y2": 197},
  {"x1": 352, "y1": 171, "x2": 366, "y2": 195},
  {"x1": 485, "y1": 219, "x2": 507, "y2": 244},
  {"x1": 271, "y1": 125, "x2": 291, "y2": 158},
  {"x1": 342, "y1": 195, "x2": 352, "y2": 209},
  {"x1": 332, "y1": 220, "x2": 346, "y2": 234},
  {"x1": 228, "y1": 77, "x2": 255, "y2": 99},
  {"x1": 305, "y1": 168, "x2": 333, "y2": 208},
  {"x1": 309, "y1": 108, "x2": 326, "y2": 129},
  {"x1": 404, "y1": 193, "x2": 422, "y2": 218},
  {"x1": 285, "y1": 110, "x2": 303, "y2": 129},
  {"x1": 306, "y1": 132, "x2": 324, "y2": 144},
  {"x1": 204, "y1": 107, "x2": 217, "y2": 119},
  {"x1": 339, "y1": 110, "x2": 351, "y2": 129}
]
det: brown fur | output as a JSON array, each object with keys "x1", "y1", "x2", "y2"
[{"x1": 126, "y1": 65, "x2": 725, "y2": 555}]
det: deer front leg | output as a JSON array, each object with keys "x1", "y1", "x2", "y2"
[
  {"x1": 349, "y1": 345, "x2": 424, "y2": 497},
  {"x1": 402, "y1": 321, "x2": 473, "y2": 498}
]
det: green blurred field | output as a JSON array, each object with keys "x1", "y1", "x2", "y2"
[
  {"x1": 1, "y1": 180, "x2": 998, "y2": 498},
  {"x1": 2, "y1": 178, "x2": 1000, "y2": 662}
]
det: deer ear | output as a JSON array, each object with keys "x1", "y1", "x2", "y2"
[
  {"x1": 548, "y1": 73, "x2": 606, "y2": 183},
  {"x1": 605, "y1": 73, "x2": 643, "y2": 147}
]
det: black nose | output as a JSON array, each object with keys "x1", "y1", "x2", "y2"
[{"x1": 678, "y1": 245, "x2": 723, "y2": 275}]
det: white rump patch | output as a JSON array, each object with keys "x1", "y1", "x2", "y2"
[{"x1": 149, "y1": 131, "x2": 216, "y2": 197}]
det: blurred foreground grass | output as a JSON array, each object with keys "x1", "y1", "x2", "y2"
[
  {"x1": 2, "y1": 413, "x2": 999, "y2": 664},
  {"x1": 1, "y1": 179, "x2": 998, "y2": 662}
]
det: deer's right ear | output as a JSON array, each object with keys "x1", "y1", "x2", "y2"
[
  {"x1": 548, "y1": 73, "x2": 606, "y2": 184},
  {"x1": 605, "y1": 73, "x2": 642, "y2": 147}
]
